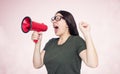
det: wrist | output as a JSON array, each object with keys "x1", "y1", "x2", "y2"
[
  {"x1": 35, "y1": 42, "x2": 41, "y2": 48},
  {"x1": 83, "y1": 31, "x2": 90, "y2": 36},
  {"x1": 83, "y1": 32, "x2": 92, "y2": 40}
]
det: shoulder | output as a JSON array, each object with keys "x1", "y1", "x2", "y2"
[
  {"x1": 48, "y1": 38, "x2": 58, "y2": 42},
  {"x1": 46, "y1": 37, "x2": 58, "y2": 45},
  {"x1": 72, "y1": 35, "x2": 86, "y2": 53},
  {"x1": 71, "y1": 35, "x2": 86, "y2": 46},
  {"x1": 44, "y1": 37, "x2": 58, "y2": 50},
  {"x1": 71, "y1": 35, "x2": 84, "y2": 41}
]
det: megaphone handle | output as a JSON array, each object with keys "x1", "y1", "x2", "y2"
[{"x1": 34, "y1": 40, "x2": 38, "y2": 43}]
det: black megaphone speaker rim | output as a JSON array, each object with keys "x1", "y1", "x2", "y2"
[{"x1": 21, "y1": 16, "x2": 32, "y2": 33}]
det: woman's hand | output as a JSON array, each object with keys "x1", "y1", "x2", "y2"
[
  {"x1": 32, "y1": 31, "x2": 45, "y2": 69},
  {"x1": 79, "y1": 22, "x2": 91, "y2": 35},
  {"x1": 31, "y1": 31, "x2": 42, "y2": 43}
]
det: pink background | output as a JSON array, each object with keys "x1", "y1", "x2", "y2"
[{"x1": 0, "y1": 0, "x2": 120, "y2": 74}]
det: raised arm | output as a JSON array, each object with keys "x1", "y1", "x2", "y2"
[{"x1": 79, "y1": 22, "x2": 98, "y2": 68}]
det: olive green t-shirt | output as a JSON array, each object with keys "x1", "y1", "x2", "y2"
[{"x1": 44, "y1": 35, "x2": 86, "y2": 74}]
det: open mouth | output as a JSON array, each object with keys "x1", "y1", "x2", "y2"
[
  {"x1": 54, "y1": 26, "x2": 59, "y2": 29},
  {"x1": 53, "y1": 25, "x2": 59, "y2": 33}
]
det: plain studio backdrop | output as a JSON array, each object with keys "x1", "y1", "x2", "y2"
[{"x1": 0, "y1": 0, "x2": 120, "y2": 74}]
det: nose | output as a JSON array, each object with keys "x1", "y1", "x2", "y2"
[{"x1": 52, "y1": 20, "x2": 57, "y2": 23}]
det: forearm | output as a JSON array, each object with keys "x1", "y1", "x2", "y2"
[
  {"x1": 33, "y1": 43, "x2": 43, "y2": 68},
  {"x1": 84, "y1": 32, "x2": 98, "y2": 67}
]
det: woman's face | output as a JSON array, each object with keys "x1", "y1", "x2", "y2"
[{"x1": 51, "y1": 13, "x2": 69, "y2": 36}]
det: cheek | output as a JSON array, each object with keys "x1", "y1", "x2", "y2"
[
  {"x1": 60, "y1": 21, "x2": 68, "y2": 29},
  {"x1": 59, "y1": 24, "x2": 67, "y2": 30},
  {"x1": 58, "y1": 21, "x2": 69, "y2": 33},
  {"x1": 59, "y1": 25, "x2": 69, "y2": 33}
]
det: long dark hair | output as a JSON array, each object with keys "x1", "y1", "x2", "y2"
[{"x1": 56, "y1": 10, "x2": 79, "y2": 36}]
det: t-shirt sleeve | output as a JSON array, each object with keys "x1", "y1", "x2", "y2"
[
  {"x1": 75, "y1": 36, "x2": 86, "y2": 54},
  {"x1": 43, "y1": 38, "x2": 54, "y2": 50}
]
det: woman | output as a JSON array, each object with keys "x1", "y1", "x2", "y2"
[{"x1": 32, "y1": 10, "x2": 98, "y2": 74}]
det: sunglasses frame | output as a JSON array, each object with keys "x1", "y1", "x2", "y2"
[{"x1": 51, "y1": 15, "x2": 64, "y2": 22}]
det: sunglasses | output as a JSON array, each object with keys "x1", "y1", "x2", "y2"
[{"x1": 51, "y1": 16, "x2": 64, "y2": 22}]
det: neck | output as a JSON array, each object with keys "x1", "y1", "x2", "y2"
[{"x1": 58, "y1": 33, "x2": 71, "y2": 45}]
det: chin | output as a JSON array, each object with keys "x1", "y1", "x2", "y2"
[
  {"x1": 55, "y1": 33, "x2": 61, "y2": 37},
  {"x1": 55, "y1": 34, "x2": 60, "y2": 36}
]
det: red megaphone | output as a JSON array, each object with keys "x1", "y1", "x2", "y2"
[{"x1": 21, "y1": 16, "x2": 48, "y2": 43}]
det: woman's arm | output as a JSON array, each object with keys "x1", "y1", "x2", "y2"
[
  {"x1": 32, "y1": 31, "x2": 45, "y2": 69},
  {"x1": 79, "y1": 22, "x2": 98, "y2": 68}
]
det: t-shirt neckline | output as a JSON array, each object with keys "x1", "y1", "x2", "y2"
[{"x1": 55, "y1": 35, "x2": 72, "y2": 46}]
